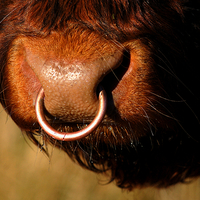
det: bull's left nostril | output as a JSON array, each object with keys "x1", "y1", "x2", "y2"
[{"x1": 35, "y1": 86, "x2": 107, "y2": 141}]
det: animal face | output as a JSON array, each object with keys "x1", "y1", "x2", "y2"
[{"x1": 0, "y1": 0, "x2": 200, "y2": 190}]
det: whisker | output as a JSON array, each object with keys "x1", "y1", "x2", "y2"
[
  {"x1": 0, "y1": 7, "x2": 18, "y2": 24},
  {"x1": 148, "y1": 91, "x2": 185, "y2": 103},
  {"x1": 155, "y1": 50, "x2": 194, "y2": 95},
  {"x1": 146, "y1": 97, "x2": 178, "y2": 121},
  {"x1": 177, "y1": 93, "x2": 200, "y2": 124}
]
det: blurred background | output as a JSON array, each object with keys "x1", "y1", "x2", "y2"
[{"x1": 0, "y1": 106, "x2": 200, "y2": 200}]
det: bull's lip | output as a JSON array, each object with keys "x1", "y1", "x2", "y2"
[
  {"x1": 43, "y1": 102, "x2": 117, "y2": 125},
  {"x1": 40, "y1": 110, "x2": 124, "y2": 134},
  {"x1": 37, "y1": 117, "x2": 122, "y2": 142},
  {"x1": 45, "y1": 115, "x2": 117, "y2": 126}
]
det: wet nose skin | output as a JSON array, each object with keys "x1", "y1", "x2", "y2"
[{"x1": 24, "y1": 37, "x2": 123, "y2": 122}]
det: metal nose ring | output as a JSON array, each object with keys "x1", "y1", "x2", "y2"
[{"x1": 35, "y1": 87, "x2": 107, "y2": 141}]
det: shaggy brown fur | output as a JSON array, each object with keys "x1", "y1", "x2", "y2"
[{"x1": 0, "y1": 0, "x2": 200, "y2": 190}]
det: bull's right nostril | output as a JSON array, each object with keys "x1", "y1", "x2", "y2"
[{"x1": 35, "y1": 86, "x2": 107, "y2": 141}]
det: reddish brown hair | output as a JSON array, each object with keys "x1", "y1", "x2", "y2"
[{"x1": 0, "y1": 0, "x2": 200, "y2": 190}]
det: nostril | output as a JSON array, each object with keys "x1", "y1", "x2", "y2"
[
  {"x1": 21, "y1": 58, "x2": 42, "y2": 102},
  {"x1": 100, "y1": 51, "x2": 130, "y2": 92},
  {"x1": 99, "y1": 51, "x2": 130, "y2": 111}
]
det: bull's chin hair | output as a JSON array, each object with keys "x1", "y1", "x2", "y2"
[{"x1": 27, "y1": 124, "x2": 200, "y2": 190}]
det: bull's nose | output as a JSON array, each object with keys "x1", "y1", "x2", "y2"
[{"x1": 26, "y1": 48, "x2": 123, "y2": 122}]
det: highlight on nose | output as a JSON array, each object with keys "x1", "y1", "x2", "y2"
[{"x1": 35, "y1": 86, "x2": 107, "y2": 141}]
